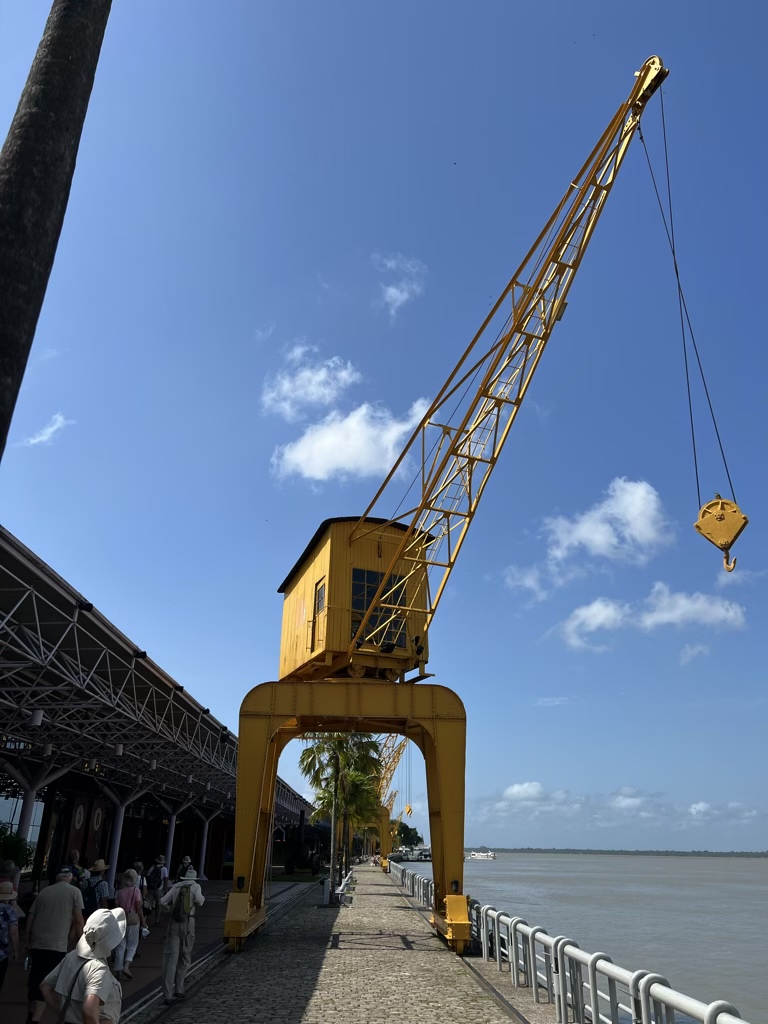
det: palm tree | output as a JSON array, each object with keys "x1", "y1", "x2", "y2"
[
  {"x1": 299, "y1": 733, "x2": 380, "y2": 893},
  {"x1": 0, "y1": 0, "x2": 112, "y2": 459},
  {"x1": 339, "y1": 769, "x2": 381, "y2": 873}
]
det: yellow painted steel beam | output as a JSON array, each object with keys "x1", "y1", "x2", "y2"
[{"x1": 227, "y1": 679, "x2": 468, "y2": 951}]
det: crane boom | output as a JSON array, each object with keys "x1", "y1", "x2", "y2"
[
  {"x1": 376, "y1": 734, "x2": 408, "y2": 801},
  {"x1": 346, "y1": 56, "x2": 669, "y2": 663}
]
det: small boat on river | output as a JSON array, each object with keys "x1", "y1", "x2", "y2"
[{"x1": 467, "y1": 850, "x2": 496, "y2": 860}]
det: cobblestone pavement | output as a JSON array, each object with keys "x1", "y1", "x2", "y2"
[{"x1": 148, "y1": 866, "x2": 516, "y2": 1024}]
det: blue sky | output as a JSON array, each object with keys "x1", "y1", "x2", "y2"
[{"x1": 1, "y1": 1, "x2": 766, "y2": 851}]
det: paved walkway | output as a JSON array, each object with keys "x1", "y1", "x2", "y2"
[
  {"x1": 0, "y1": 879, "x2": 309, "y2": 1024},
  {"x1": 133, "y1": 865, "x2": 516, "y2": 1024}
]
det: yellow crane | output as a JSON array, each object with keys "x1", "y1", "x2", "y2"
[
  {"x1": 274, "y1": 55, "x2": 747, "y2": 694},
  {"x1": 227, "y1": 55, "x2": 745, "y2": 953}
]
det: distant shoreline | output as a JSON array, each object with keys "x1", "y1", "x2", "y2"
[{"x1": 465, "y1": 847, "x2": 767, "y2": 858}]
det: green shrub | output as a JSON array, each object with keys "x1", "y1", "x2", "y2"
[{"x1": 0, "y1": 821, "x2": 35, "y2": 870}]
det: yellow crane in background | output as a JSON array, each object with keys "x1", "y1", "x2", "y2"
[
  {"x1": 227, "y1": 55, "x2": 747, "y2": 953},
  {"x1": 373, "y1": 734, "x2": 410, "y2": 858}
]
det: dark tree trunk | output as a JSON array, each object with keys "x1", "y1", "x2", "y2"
[{"x1": 0, "y1": 0, "x2": 112, "y2": 459}]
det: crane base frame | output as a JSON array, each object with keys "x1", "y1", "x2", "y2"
[{"x1": 224, "y1": 679, "x2": 469, "y2": 952}]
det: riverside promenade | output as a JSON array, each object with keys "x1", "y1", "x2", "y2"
[{"x1": 129, "y1": 864, "x2": 524, "y2": 1024}]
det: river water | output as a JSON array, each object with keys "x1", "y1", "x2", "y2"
[{"x1": 407, "y1": 853, "x2": 766, "y2": 1023}]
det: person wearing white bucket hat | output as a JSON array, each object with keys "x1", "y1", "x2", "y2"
[{"x1": 40, "y1": 907, "x2": 125, "y2": 1023}]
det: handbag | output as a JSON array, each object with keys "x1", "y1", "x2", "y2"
[{"x1": 125, "y1": 887, "x2": 140, "y2": 926}]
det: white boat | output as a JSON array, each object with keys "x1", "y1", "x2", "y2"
[{"x1": 468, "y1": 850, "x2": 496, "y2": 860}]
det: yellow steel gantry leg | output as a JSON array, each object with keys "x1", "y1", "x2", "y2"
[
  {"x1": 378, "y1": 803, "x2": 393, "y2": 867},
  {"x1": 224, "y1": 680, "x2": 470, "y2": 953}
]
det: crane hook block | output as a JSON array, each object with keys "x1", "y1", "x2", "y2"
[{"x1": 693, "y1": 496, "x2": 748, "y2": 572}]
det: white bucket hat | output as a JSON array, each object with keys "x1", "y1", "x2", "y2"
[{"x1": 76, "y1": 908, "x2": 126, "y2": 959}]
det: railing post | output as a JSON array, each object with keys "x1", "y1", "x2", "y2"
[
  {"x1": 548, "y1": 946, "x2": 559, "y2": 1018},
  {"x1": 628, "y1": 970, "x2": 650, "y2": 1024},
  {"x1": 703, "y1": 1001, "x2": 741, "y2": 1024},
  {"x1": 639, "y1": 974, "x2": 670, "y2": 1024},
  {"x1": 529, "y1": 927, "x2": 547, "y2": 1003},
  {"x1": 480, "y1": 905, "x2": 496, "y2": 961},
  {"x1": 493, "y1": 911, "x2": 504, "y2": 971},
  {"x1": 553, "y1": 938, "x2": 577, "y2": 1024},
  {"x1": 587, "y1": 952, "x2": 612, "y2": 1024},
  {"x1": 510, "y1": 919, "x2": 527, "y2": 988}
]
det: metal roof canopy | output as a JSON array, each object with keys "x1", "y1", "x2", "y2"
[{"x1": 0, "y1": 525, "x2": 312, "y2": 820}]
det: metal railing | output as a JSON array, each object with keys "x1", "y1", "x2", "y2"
[{"x1": 388, "y1": 862, "x2": 750, "y2": 1024}]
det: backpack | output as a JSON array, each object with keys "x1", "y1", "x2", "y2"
[
  {"x1": 171, "y1": 885, "x2": 192, "y2": 922},
  {"x1": 82, "y1": 878, "x2": 101, "y2": 916},
  {"x1": 147, "y1": 865, "x2": 162, "y2": 891}
]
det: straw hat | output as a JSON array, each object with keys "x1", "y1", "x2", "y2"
[
  {"x1": 180, "y1": 868, "x2": 197, "y2": 882},
  {"x1": 89, "y1": 859, "x2": 109, "y2": 873},
  {"x1": 76, "y1": 908, "x2": 126, "y2": 960},
  {"x1": 0, "y1": 880, "x2": 18, "y2": 902}
]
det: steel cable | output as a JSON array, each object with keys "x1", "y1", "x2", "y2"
[{"x1": 638, "y1": 91, "x2": 738, "y2": 506}]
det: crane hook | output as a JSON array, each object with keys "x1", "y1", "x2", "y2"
[{"x1": 694, "y1": 496, "x2": 748, "y2": 573}]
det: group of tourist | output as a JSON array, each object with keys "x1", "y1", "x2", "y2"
[{"x1": 0, "y1": 849, "x2": 206, "y2": 1022}]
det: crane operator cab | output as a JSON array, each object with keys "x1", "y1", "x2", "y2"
[{"x1": 277, "y1": 517, "x2": 431, "y2": 683}]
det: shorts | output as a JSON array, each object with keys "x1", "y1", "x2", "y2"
[{"x1": 28, "y1": 947, "x2": 66, "y2": 1001}]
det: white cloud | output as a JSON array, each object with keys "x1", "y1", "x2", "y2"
[
  {"x1": 686, "y1": 801, "x2": 757, "y2": 825},
  {"x1": 680, "y1": 643, "x2": 710, "y2": 666},
  {"x1": 535, "y1": 697, "x2": 572, "y2": 707},
  {"x1": 612, "y1": 794, "x2": 645, "y2": 810},
  {"x1": 561, "y1": 597, "x2": 629, "y2": 651},
  {"x1": 561, "y1": 583, "x2": 745, "y2": 651},
  {"x1": 372, "y1": 251, "x2": 427, "y2": 320},
  {"x1": 639, "y1": 582, "x2": 745, "y2": 631},
  {"x1": 545, "y1": 478, "x2": 671, "y2": 566},
  {"x1": 262, "y1": 346, "x2": 362, "y2": 422},
  {"x1": 503, "y1": 782, "x2": 544, "y2": 801},
  {"x1": 715, "y1": 568, "x2": 767, "y2": 589},
  {"x1": 272, "y1": 398, "x2": 429, "y2": 481},
  {"x1": 689, "y1": 802, "x2": 710, "y2": 816},
  {"x1": 285, "y1": 342, "x2": 313, "y2": 364},
  {"x1": 471, "y1": 782, "x2": 764, "y2": 833},
  {"x1": 254, "y1": 321, "x2": 276, "y2": 342},
  {"x1": 504, "y1": 479, "x2": 671, "y2": 604},
  {"x1": 36, "y1": 347, "x2": 59, "y2": 362},
  {"x1": 504, "y1": 564, "x2": 549, "y2": 602},
  {"x1": 21, "y1": 412, "x2": 74, "y2": 447}
]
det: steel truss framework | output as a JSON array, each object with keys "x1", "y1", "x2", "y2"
[
  {"x1": 347, "y1": 57, "x2": 669, "y2": 656},
  {"x1": 0, "y1": 525, "x2": 312, "y2": 824}
]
